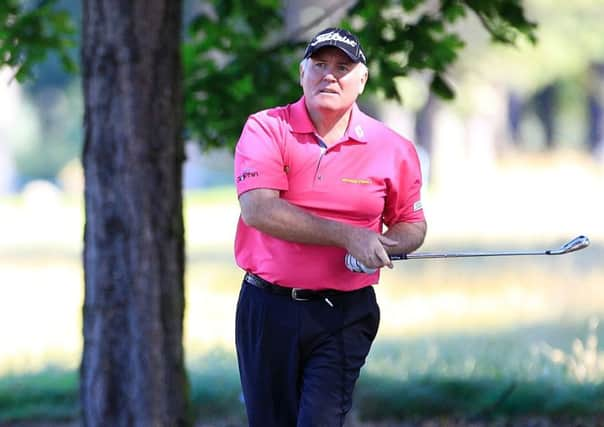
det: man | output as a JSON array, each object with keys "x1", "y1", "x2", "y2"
[{"x1": 233, "y1": 27, "x2": 427, "y2": 426}]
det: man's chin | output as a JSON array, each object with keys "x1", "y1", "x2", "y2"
[
  {"x1": 306, "y1": 96, "x2": 353, "y2": 115},
  {"x1": 313, "y1": 99, "x2": 342, "y2": 111}
]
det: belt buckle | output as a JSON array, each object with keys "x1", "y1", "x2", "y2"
[{"x1": 291, "y1": 288, "x2": 310, "y2": 302}]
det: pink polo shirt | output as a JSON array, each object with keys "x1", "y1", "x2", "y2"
[{"x1": 234, "y1": 97, "x2": 424, "y2": 291}]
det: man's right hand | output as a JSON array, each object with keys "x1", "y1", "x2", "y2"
[{"x1": 344, "y1": 227, "x2": 396, "y2": 270}]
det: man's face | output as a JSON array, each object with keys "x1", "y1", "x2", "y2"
[{"x1": 300, "y1": 47, "x2": 368, "y2": 114}]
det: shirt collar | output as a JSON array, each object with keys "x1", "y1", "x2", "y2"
[{"x1": 289, "y1": 96, "x2": 369, "y2": 144}]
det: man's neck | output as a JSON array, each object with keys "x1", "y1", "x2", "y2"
[{"x1": 309, "y1": 107, "x2": 353, "y2": 146}]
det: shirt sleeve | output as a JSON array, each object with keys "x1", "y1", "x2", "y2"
[
  {"x1": 234, "y1": 112, "x2": 289, "y2": 196},
  {"x1": 382, "y1": 141, "x2": 425, "y2": 226}
]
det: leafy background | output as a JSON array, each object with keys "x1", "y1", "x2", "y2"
[{"x1": 1, "y1": 0, "x2": 604, "y2": 425}]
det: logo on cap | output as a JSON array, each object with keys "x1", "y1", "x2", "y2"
[{"x1": 310, "y1": 31, "x2": 357, "y2": 48}]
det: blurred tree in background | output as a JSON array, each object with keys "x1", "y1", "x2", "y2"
[{"x1": 1, "y1": 0, "x2": 80, "y2": 183}]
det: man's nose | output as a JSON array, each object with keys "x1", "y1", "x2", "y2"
[{"x1": 321, "y1": 67, "x2": 338, "y2": 81}]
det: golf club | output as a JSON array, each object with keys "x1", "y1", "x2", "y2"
[{"x1": 345, "y1": 235, "x2": 591, "y2": 274}]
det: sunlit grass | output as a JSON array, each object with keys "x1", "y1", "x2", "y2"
[
  {"x1": 0, "y1": 166, "x2": 603, "y2": 422},
  {"x1": 1, "y1": 153, "x2": 603, "y2": 382},
  {"x1": 1, "y1": 248, "x2": 603, "y2": 377},
  {"x1": 0, "y1": 257, "x2": 83, "y2": 374},
  {"x1": 377, "y1": 257, "x2": 604, "y2": 337}
]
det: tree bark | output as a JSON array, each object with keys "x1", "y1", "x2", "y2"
[{"x1": 81, "y1": 1, "x2": 187, "y2": 426}]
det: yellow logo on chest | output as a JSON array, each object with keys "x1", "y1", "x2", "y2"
[{"x1": 341, "y1": 178, "x2": 371, "y2": 185}]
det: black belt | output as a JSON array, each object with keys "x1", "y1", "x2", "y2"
[{"x1": 244, "y1": 272, "x2": 348, "y2": 302}]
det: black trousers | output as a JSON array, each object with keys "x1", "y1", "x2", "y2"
[{"x1": 235, "y1": 278, "x2": 380, "y2": 427}]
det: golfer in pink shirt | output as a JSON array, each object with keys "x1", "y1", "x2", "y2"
[{"x1": 234, "y1": 27, "x2": 427, "y2": 427}]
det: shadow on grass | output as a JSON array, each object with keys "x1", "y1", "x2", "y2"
[{"x1": 355, "y1": 375, "x2": 604, "y2": 423}]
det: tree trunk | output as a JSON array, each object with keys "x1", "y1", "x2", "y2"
[
  {"x1": 533, "y1": 83, "x2": 557, "y2": 150},
  {"x1": 506, "y1": 90, "x2": 523, "y2": 146},
  {"x1": 415, "y1": 92, "x2": 437, "y2": 157},
  {"x1": 587, "y1": 62, "x2": 604, "y2": 155},
  {"x1": 81, "y1": 1, "x2": 187, "y2": 426}
]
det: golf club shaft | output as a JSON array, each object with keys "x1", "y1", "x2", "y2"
[
  {"x1": 344, "y1": 235, "x2": 590, "y2": 273},
  {"x1": 391, "y1": 249, "x2": 547, "y2": 260}
]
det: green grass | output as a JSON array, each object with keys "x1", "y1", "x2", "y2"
[
  {"x1": 1, "y1": 246, "x2": 603, "y2": 423},
  {"x1": 1, "y1": 186, "x2": 604, "y2": 424},
  {"x1": 187, "y1": 350, "x2": 245, "y2": 422},
  {"x1": 0, "y1": 353, "x2": 246, "y2": 425},
  {"x1": 3, "y1": 322, "x2": 604, "y2": 424},
  {"x1": 0, "y1": 368, "x2": 79, "y2": 423},
  {"x1": 355, "y1": 376, "x2": 604, "y2": 421},
  {"x1": 1, "y1": 370, "x2": 602, "y2": 424},
  {"x1": 356, "y1": 320, "x2": 604, "y2": 421}
]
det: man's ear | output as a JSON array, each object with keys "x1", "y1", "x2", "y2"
[
  {"x1": 359, "y1": 74, "x2": 368, "y2": 94},
  {"x1": 299, "y1": 62, "x2": 305, "y2": 87}
]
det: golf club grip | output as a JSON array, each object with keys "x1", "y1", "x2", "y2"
[{"x1": 344, "y1": 253, "x2": 408, "y2": 273}]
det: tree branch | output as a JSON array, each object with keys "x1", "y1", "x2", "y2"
[{"x1": 265, "y1": 0, "x2": 358, "y2": 54}]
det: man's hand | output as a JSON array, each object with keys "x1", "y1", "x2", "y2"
[{"x1": 344, "y1": 227, "x2": 397, "y2": 270}]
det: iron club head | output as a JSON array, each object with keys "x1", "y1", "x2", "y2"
[{"x1": 546, "y1": 235, "x2": 590, "y2": 255}]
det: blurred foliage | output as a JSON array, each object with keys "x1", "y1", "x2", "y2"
[
  {"x1": 0, "y1": 0, "x2": 77, "y2": 82},
  {"x1": 13, "y1": 80, "x2": 83, "y2": 182},
  {"x1": 461, "y1": 0, "x2": 604, "y2": 93},
  {"x1": 1, "y1": 1, "x2": 82, "y2": 183},
  {"x1": 183, "y1": 0, "x2": 536, "y2": 149},
  {"x1": 22, "y1": 0, "x2": 81, "y2": 92},
  {"x1": 1, "y1": 0, "x2": 536, "y2": 173}
]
